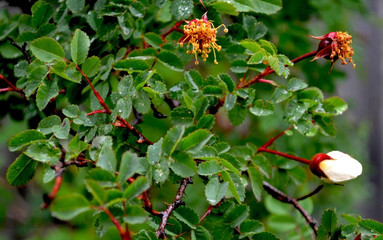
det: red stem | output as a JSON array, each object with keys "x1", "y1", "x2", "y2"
[
  {"x1": 260, "y1": 126, "x2": 293, "y2": 149},
  {"x1": 237, "y1": 50, "x2": 319, "y2": 89},
  {"x1": 63, "y1": 58, "x2": 152, "y2": 145},
  {"x1": 161, "y1": 20, "x2": 185, "y2": 40},
  {"x1": 101, "y1": 206, "x2": 130, "y2": 240},
  {"x1": 200, "y1": 205, "x2": 214, "y2": 222},
  {"x1": 258, "y1": 147, "x2": 310, "y2": 165},
  {"x1": 87, "y1": 109, "x2": 108, "y2": 116},
  {"x1": 0, "y1": 74, "x2": 23, "y2": 93},
  {"x1": 0, "y1": 87, "x2": 14, "y2": 92}
]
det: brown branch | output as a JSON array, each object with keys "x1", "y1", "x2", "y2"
[
  {"x1": 63, "y1": 58, "x2": 153, "y2": 145},
  {"x1": 263, "y1": 181, "x2": 318, "y2": 236},
  {"x1": 156, "y1": 178, "x2": 192, "y2": 238},
  {"x1": 7, "y1": 37, "x2": 31, "y2": 64},
  {"x1": 296, "y1": 185, "x2": 324, "y2": 201}
]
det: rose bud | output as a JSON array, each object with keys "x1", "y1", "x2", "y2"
[
  {"x1": 179, "y1": 14, "x2": 228, "y2": 65},
  {"x1": 310, "y1": 151, "x2": 362, "y2": 183},
  {"x1": 309, "y1": 31, "x2": 356, "y2": 70}
]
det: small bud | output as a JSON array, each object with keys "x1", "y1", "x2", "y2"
[{"x1": 310, "y1": 151, "x2": 362, "y2": 183}]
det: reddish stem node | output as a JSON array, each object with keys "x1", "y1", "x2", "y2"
[{"x1": 258, "y1": 147, "x2": 311, "y2": 165}]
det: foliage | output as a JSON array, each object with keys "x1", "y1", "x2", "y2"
[{"x1": 0, "y1": 0, "x2": 375, "y2": 239}]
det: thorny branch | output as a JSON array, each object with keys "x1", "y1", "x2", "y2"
[
  {"x1": 263, "y1": 181, "x2": 318, "y2": 236},
  {"x1": 156, "y1": 177, "x2": 192, "y2": 238}
]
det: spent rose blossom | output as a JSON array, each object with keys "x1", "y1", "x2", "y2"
[
  {"x1": 310, "y1": 151, "x2": 362, "y2": 183},
  {"x1": 179, "y1": 14, "x2": 228, "y2": 65},
  {"x1": 309, "y1": 31, "x2": 356, "y2": 70}
]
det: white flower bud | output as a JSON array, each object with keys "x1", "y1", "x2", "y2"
[{"x1": 318, "y1": 151, "x2": 362, "y2": 183}]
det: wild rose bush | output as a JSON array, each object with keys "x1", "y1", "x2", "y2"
[{"x1": 0, "y1": 0, "x2": 381, "y2": 239}]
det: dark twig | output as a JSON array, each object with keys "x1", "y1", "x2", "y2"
[
  {"x1": 263, "y1": 181, "x2": 318, "y2": 236},
  {"x1": 7, "y1": 37, "x2": 31, "y2": 64},
  {"x1": 296, "y1": 185, "x2": 324, "y2": 201},
  {"x1": 156, "y1": 178, "x2": 192, "y2": 238},
  {"x1": 151, "y1": 103, "x2": 167, "y2": 119},
  {"x1": 164, "y1": 94, "x2": 179, "y2": 110}
]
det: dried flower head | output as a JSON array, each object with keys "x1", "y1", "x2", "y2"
[
  {"x1": 309, "y1": 31, "x2": 356, "y2": 70},
  {"x1": 179, "y1": 15, "x2": 228, "y2": 65}
]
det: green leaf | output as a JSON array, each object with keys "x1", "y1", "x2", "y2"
[
  {"x1": 185, "y1": 70, "x2": 203, "y2": 89},
  {"x1": 359, "y1": 219, "x2": 383, "y2": 234},
  {"x1": 30, "y1": 37, "x2": 65, "y2": 62},
  {"x1": 224, "y1": 93, "x2": 237, "y2": 111},
  {"x1": 197, "y1": 115, "x2": 215, "y2": 130},
  {"x1": 36, "y1": 79, "x2": 59, "y2": 111},
  {"x1": 203, "y1": 86, "x2": 223, "y2": 96},
  {"x1": 218, "y1": 74, "x2": 235, "y2": 92},
  {"x1": 96, "y1": 146, "x2": 117, "y2": 173},
  {"x1": 51, "y1": 194, "x2": 90, "y2": 221},
  {"x1": 86, "y1": 168, "x2": 116, "y2": 183},
  {"x1": 162, "y1": 125, "x2": 185, "y2": 156},
  {"x1": 252, "y1": 232, "x2": 280, "y2": 240},
  {"x1": 157, "y1": 50, "x2": 183, "y2": 72},
  {"x1": 211, "y1": 2, "x2": 238, "y2": 16},
  {"x1": 68, "y1": 134, "x2": 89, "y2": 155},
  {"x1": 228, "y1": 105, "x2": 247, "y2": 126},
  {"x1": 63, "y1": 105, "x2": 80, "y2": 118},
  {"x1": 170, "y1": 107, "x2": 194, "y2": 126},
  {"x1": 267, "y1": 215, "x2": 296, "y2": 233},
  {"x1": 205, "y1": 177, "x2": 228, "y2": 205},
  {"x1": 118, "y1": 151, "x2": 139, "y2": 183},
  {"x1": 6, "y1": 154, "x2": 37, "y2": 186},
  {"x1": 286, "y1": 78, "x2": 308, "y2": 91},
  {"x1": 271, "y1": 86, "x2": 292, "y2": 103},
  {"x1": 249, "y1": 99, "x2": 274, "y2": 117},
  {"x1": 321, "y1": 209, "x2": 337, "y2": 235},
  {"x1": 124, "y1": 205, "x2": 149, "y2": 224},
  {"x1": 67, "y1": 0, "x2": 85, "y2": 12},
  {"x1": 179, "y1": 129, "x2": 212, "y2": 152},
  {"x1": 71, "y1": 29, "x2": 90, "y2": 65},
  {"x1": 8, "y1": 130, "x2": 46, "y2": 152},
  {"x1": 24, "y1": 141, "x2": 61, "y2": 164},
  {"x1": 221, "y1": 170, "x2": 245, "y2": 203},
  {"x1": 314, "y1": 115, "x2": 337, "y2": 136},
  {"x1": 25, "y1": 65, "x2": 49, "y2": 97},
  {"x1": 298, "y1": 87, "x2": 324, "y2": 101},
  {"x1": 147, "y1": 139, "x2": 163, "y2": 165},
  {"x1": 198, "y1": 160, "x2": 221, "y2": 176},
  {"x1": 220, "y1": 158, "x2": 241, "y2": 176},
  {"x1": 132, "y1": 90, "x2": 151, "y2": 114},
  {"x1": 240, "y1": 39, "x2": 261, "y2": 53},
  {"x1": 85, "y1": 179, "x2": 107, "y2": 205},
  {"x1": 123, "y1": 176, "x2": 150, "y2": 201},
  {"x1": 114, "y1": 59, "x2": 149, "y2": 72},
  {"x1": 52, "y1": 118, "x2": 70, "y2": 139},
  {"x1": 170, "y1": 0, "x2": 193, "y2": 21},
  {"x1": 248, "y1": 167, "x2": 263, "y2": 201},
  {"x1": 113, "y1": 98, "x2": 132, "y2": 119},
  {"x1": 132, "y1": 230, "x2": 158, "y2": 240},
  {"x1": 233, "y1": 0, "x2": 282, "y2": 14},
  {"x1": 191, "y1": 227, "x2": 211, "y2": 240},
  {"x1": 323, "y1": 97, "x2": 348, "y2": 115},
  {"x1": 144, "y1": 33, "x2": 163, "y2": 49},
  {"x1": 170, "y1": 151, "x2": 196, "y2": 177},
  {"x1": 240, "y1": 220, "x2": 264, "y2": 236},
  {"x1": 31, "y1": 1, "x2": 54, "y2": 28},
  {"x1": 38, "y1": 115, "x2": 61, "y2": 135},
  {"x1": 225, "y1": 204, "x2": 250, "y2": 227},
  {"x1": 82, "y1": 56, "x2": 101, "y2": 77},
  {"x1": 173, "y1": 206, "x2": 199, "y2": 229}
]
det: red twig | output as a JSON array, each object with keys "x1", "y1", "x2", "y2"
[
  {"x1": 161, "y1": 21, "x2": 185, "y2": 40},
  {"x1": 87, "y1": 109, "x2": 108, "y2": 116},
  {"x1": 259, "y1": 126, "x2": 293, "y2": 149},
  {"x1": 200, "y1": 205, "x2": 214, "y2": 222},
  {"x1": 63, "y1": 58, "x2": 152, "y2": 145},
  {"x1": 237, "y1": 50, "x2": 319, "y2": 89},
  {"x1": 156, "y1": 178, "x2": 191, "y2": 238},
  {"x1": 263, "y1": 181, "x2": 318, "y2": 236},
  {"x1": 0, "y1": 73, "x2": 23, "y2": 93},
  {"x1": 0, "y1": 87, "x2": 14, "y2": 92},
  {"x1": 257, "y1": 148, "x2": 310, "y2": 165},
  {"x1": 100, "y1": 206, "x2": 130, "y2": 240}
]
